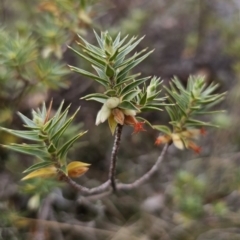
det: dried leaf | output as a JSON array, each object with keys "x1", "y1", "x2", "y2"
[
  {"x1": 112, "y1": 108, "x2": 125, "y2": 125},
  {"x1": 108, "y1": 114, "x2": 117, "y2": 135},
  {"x1": 21, "y1": 166, "x2": 57, "y2": 181}
]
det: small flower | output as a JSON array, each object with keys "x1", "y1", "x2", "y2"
[
  {"x1": 124, "y1": 115, "x2": 146, "y2": 134},
  {"x1": 133, "y1": 121, "x2": 146, "y2": 134},
  {"x1": 95, "y1": 104, "x2": 111, "y2": 125},
  {"x1": 95, "y1": 97, "x2": 121, "y2": 126},
  {"x1": 181, "y1": 128, "x2": 206, "y2": 139},
  {"x1": 187, "y1": 141, "x2": 201, "y2": 154},
  {"x1": 155, "y1": 128, "x2": 205, "y2": 154},
  {"x1": 155, "y1": 135, "x2": 171, "y2": 145}
]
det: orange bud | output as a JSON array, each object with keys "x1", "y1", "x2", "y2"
[
  {"x1": 67, "y1": 161, "x2": 90, "y2": 178},
  {"x1": 124, "y1": 115, "x2": 137, "y2": 126}
]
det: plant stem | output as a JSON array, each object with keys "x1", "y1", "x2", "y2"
[
  {"x1": 109, "y1": 124, "x2": 123, "y2": 192},
  {"x1": 117, "y1": 144, "x2": 168, "y2": 190},
  {"x1": 58, "y1": 144, "x2": 168, "y2": 196}
]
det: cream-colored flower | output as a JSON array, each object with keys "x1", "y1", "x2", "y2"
[
  {"x1": 171, "y1": 133, "x2": 184, "y2": 149},
  {"x1": 123, "y1": 109, "x2": 137, "y2": 116},
  {"x1": 105, "y1": 97, "x2": 120, "y2": 109},
  {"x1": 95, "y1": 104, "x2": 111, "y2": 125}
]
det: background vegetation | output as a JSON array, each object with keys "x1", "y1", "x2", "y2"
[{"x1": 0, "y1": 0, "x2": 239, "y2": 239}]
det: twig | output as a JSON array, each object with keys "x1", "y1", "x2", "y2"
[
  {"x1": 58, "y1": 171, "x2": 111, "y2": 195},
  {"x1": 108, "y1": 124, "x2": 123, "y2": 192},
  {"x1": 117, "y1": 144, "x2": 169, "y2": 191},
  {"x1": 58, "y1": 144, "x2": 168, "y2": 195}
]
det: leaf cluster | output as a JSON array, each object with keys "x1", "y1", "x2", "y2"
[
  {"x1": 0, "y1": 101, "x2": 87, "y2": 176},
  {"x1": 69, "y1": 31, "x2": 166, "y2": 114},
  {"x1": 153, "y1": 76, "x2": 226, "y2": 135}
]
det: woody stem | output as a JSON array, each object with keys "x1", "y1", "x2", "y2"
[{"x1": 109, "y1": 124, "x2": 123, "y2": 192}]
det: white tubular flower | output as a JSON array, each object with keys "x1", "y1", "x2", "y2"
[
  {"x1": 105, "y1": 97, "x2": 120, "y2": 109},
  {"x1": 95, "y1": 104, "x2": 111, "y2": 125}
]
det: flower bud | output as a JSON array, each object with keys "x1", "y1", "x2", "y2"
[
  {"x1": 105, "y1": 97, "x2": 120, "y2": 109},
  {"x1": 123, "y1": 109, "x2": 137, "y2": 116}
]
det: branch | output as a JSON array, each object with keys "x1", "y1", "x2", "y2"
[
  {"x1": 108, "y1": 124, "x2": 123, "y2": 192},
  {"x1": 58, "y1": 144, "x2": 168, "y2": 196},
  {"x1": 117, "y1": 144, "x2": 169, "y2": 191},
  {"x1": 58, "y1": 171, "x2": 111, "y2": 195}
]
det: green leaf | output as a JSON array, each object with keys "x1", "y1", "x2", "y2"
[
  {"x1": 17, "y1": 112, "x2": 37, "y2": 128},
  {"x1": 118, "y1": 36, "x2": 144, "y2": 58},
  {"x1": 195, "y1": 110, "x2": 226, "y2": 115},
  {"x1": 185, "y1": 118, "x2": 219, "y2": 128},
  {"x1": 117, "y1": 50, "x2": 154, "y2": 81},
  {"x1": 47, "y1": 104, "x2": 71, "y2": 136},
  {"x1": 114, "y1": 34, "x2": 129, "y2": 49},
  {"x1": 50, "y1": 107, "x2": 80, "y2": 144},
  {"x1": 92, "y1": 65, "x2": 108, "y2": 80},
  {"x1": 3, "y1": 144, "x2": 50, "y2": 161},
  {"x1": 152, "y1": 125, "x2": 172, "y2": 135},
  {"x1": 118, "y1": 101, "x2": 139, "y2": 111},
  {"x1": 141, "y1": 106, "x2": 162, "y2": 112},
  {"x1": 113, "y1": 32, "x2": 121, "y2": 47},
  {"x1": 0, "y1": 128, "x2": 41, "y2": 141},
  {"x1": 57, "y1": 131, "x2": 87, "y2": 159},
  {"x1": 120, "y1": 77, "x2": 150, "y2": 95},
  {"x1": 69, "y1": 66, "x2": 109, "y2": 87},
  {"x1": 93, "y1": 30, "x2": 104, "y2": 49},
  {"x1": 122, "y1": 90, "x2": 140, "y2": 101},
  {"x1": 105, "y1": 64, "x2": 115, "y2": 77},
  {"x1": 76, "y1": 33, "x2": 104, "y2": 55},
  {"x1": 69, "y1": 46, "x2": 105, "y2": 68},
  {"x1": 115, "y1": 48, "x2": 148, "y2": 68},
  {"x1": 114, "y1": 73, "x2": 141, "y2": 88},
  {"x1": 139, "y1": 92, "x2": 147, "y2": 105},
  {"x1": 81, "y1": 93, "x2": 108, "y2": 103},
  {"x1": 23, "y1": 161, "x2": 54, "y2": 173}
]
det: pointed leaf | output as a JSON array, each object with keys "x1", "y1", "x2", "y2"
[
  {"x1": 22, "y1": 166, "x2": 57, "y2": 181},
  {"x1": 51, "y1": 108, "x2": 80, "y2": 144},
  {"x1": 118, "y1": 101, "x2": 139, "y2": 111},
  {"x1": 117, "y1": 50, "x2": 154, "y2": 81},
  {"x1": 122, "y1": 90, "x2": 140, "y2": 101},
  {"x1": 120, "y1": 77, "x2": 150, "y2": 95},
  {"x1": 23, "y1": 161, "x2": 54, "y2": 173},
  {"x1": 69, "y1": 66, "x2": 108, "y2": 87},
  {"x1": 3, "y1": 144, "x2": 50, "y2": 161},
  {"x1": 57, "y1": 131, "x2": 87, "y2": 159},
  {"x1": 153, "y1": 125, "x2": 172, "y2": 135},
  {"x1": 0, "y1": 128, "x2": 41, "y2": 141},
  {"x1": 17, "y1": 112, "x2": 37, "y2": 128}
]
